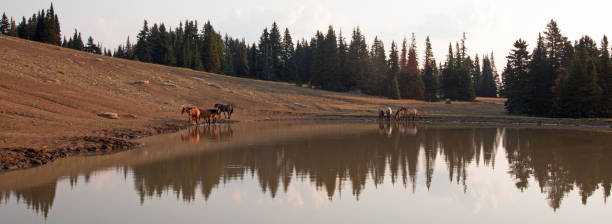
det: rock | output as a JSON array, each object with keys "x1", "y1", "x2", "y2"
[
  {"x1": 95, "y1": 58, "x2": 104, "y2": 62},
  {"x1": 133, "y1": 80, "x2": 150, "y2": 85},
  {"x1": 161, "y1": 81, "x2": 176, "y2": 88},
  {"x1": 445, "y1": 98, "x2": 452, "y2": 104},
  {"x1": 98, "y1": 112, "x2": 119, "y2": 119},
  {"x1": 206, "y1": 82, "x2": 221, "y2": 89},
  {"x1": 124, "y1": 114, "x2": 137, "y2": 119}
]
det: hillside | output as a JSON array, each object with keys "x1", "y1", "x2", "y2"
[{"x1": 0, "y1": 35, "x2": 516, "y2": 170}]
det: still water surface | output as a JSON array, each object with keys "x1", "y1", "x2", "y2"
[{"x1": 1, "y1": 122, "x2": 611, "y2": 223}]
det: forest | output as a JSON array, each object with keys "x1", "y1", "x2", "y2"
[{"x1": 1, "y1": 4, "x2": 610, "y2": 118}]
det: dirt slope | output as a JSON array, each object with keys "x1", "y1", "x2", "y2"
[{"x1": 0, "y1": 35, "x2": 511, "y2": 169}]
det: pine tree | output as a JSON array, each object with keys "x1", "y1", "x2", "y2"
[
  {"x1": 0, "y1": 13, "x2": 9, "y2": 34},
  {"x1": 202, "y1": 21, "x2": 221, "y2": 73},
  {"x1": 472, "y1": 54, "x2": 482, "y2": 95},
  {"x1": 553, "y1": 36, "x2": 602, "y2": 117},
  {"x1": 480, "y1": 55, "x2": 498, "y2": 97},
  {"x1": 400, "y1": 37, "x2": 408, "y2": 72},
  {"x1": 406, "y1": 33, "x2": 419, "y2": 76},
  {"x1": 8, "y1": 18, "x2": 17, "y2": 37},
  {"x1": 502, "y1": 39, "x2": 530, "y2": 114},
  {"x1": 337, "y1": 30, "x2": 351, "y2": 91},
  {"x1": 527, "y1": 34, "x2": 555, "y2": 116},
  {"x1": 280, "y1": 28, "x2": 296, "y2": 82},
  {"x1": 248, "y1": 43, "x2": 258, "y2": 78},
  {"x1": 85, "y1": 36, "x2": 100, "y2": 54},
  {"x1": 257, "y1": 28, "x2": 273, "y2": 80},
  {"x1": 388, "y1": 41, "x2": 401, "y2": 99},
  {"x1": 369, "y1": 37, "x2": 387, "y2": 96},
  {"x1": 422, "y1": 36, "x2": 439, "y2": 101},
  {"x1": 348, "y1": 27, "x2": 370, "y2": 93},
  {"x1": 221, "y1": 35, "x2": 234, "y2": 75},
  {"x1": 399, "y1": 33, "x2": 424, "y2": 99},
  {"x1": 269, "y1": 22, "x2": 283, "y2": 80},
  {"x1": 598, "y1": 36, "x2": 612, "y2": 116},
  {"x1": 134, "y1": 20, "x2": 152, "y2": 62}
]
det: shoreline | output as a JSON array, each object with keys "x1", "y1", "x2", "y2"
[{"x1": 1, "y1": 114, "x2": 610, "y2": 172}]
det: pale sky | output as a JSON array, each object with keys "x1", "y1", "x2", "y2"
[{"x1": 4, "y1": 0, "x2": 611, "y2": 71}]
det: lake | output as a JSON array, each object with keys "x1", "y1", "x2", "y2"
[{"x1": 1, "y1": 121, "x2": 611, "y2": 223}]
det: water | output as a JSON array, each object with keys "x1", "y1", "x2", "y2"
[{"x1": 1, "y1": 122, "x2": 611, "y2": 223}]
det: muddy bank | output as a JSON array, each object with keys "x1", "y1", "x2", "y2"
[{"x1": 0, "y1": 120, "x2": 190, "y2": 171}]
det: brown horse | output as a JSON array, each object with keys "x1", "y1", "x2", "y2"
[
  {"x1": 199, "y1": 108, "x2": 221, "y2": 124},
  {"x1": 407, "y1": 108, "x2": 418, "y2": 121},
  {"x1": 394, "y1": 107, "x2": 408, "y2": 121},
  {"x1": 181, "y1": 106, "x2": 200, "y2": 124}
]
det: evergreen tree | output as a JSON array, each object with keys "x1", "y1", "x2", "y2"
[
  {"x1": 527, "y1": 34, "x2": 555, "y2": 116},
  {"x1": 369, "y1": 37, "x2": 387, "y2": 96},
  {"x1": 337, "y1": 31, "x2": 351, "y2": 91},
  {"x1": 422, "y1": 36, "x2": 439, "y2": 101},
  {"x1": 502, "y1": 39, "x2": 530, "y2": 114},
  {"x1": 202, "y1": 21, "x2": 221, "y2": 73},
  {"x1": 84, "y1": 36, "x2": 101, "y2": 54},
  {"x1": 8, "y1": 18, "x2": 17, "y2": 37},
  {"x1": 248, "y1": 43, "x2": 258, "y2": 78},
  {"x1": 406, "y1": 33, "x2": 419, "y2": 76},
  {"x1": 134, "y1": 20, "x2": 152, "y2": 62},
  {"x1": 388, "y1": 41, "x2": 402, "y2": 99},
  {"x1": 399, "y1": 33, "x2": 424, "y2": 99},
  {"x1": 269, "y1": 22, "x2": 283, "y2": 80},
  {"x1": 221, "y1": 35, "x2": 234, "y2": 75},
  {"x1": 400, "y1": 37, "x2": 408, "y2": 72},
  {"x1": 348, "y1": 27, "x2": 370, "y2": 92},
  {"x1": 472, "y1": 54, "x2": 482, "y2": 95},
  {"x1": 480, "y1": 55, "x2": 498, "y2": 97},
  {"x1": 280, "y1": 28, "x2": 296, "y2": 82},
  {"x1": 0, "y1": 13, "x2": 9, "y2": 34},
  {"x1": 598, "y1": 36, "x2": 612, "y2": 116},
  {"x1": 553, "y1": 36, "x2": 602, "y2": 117},
  {"x1": 257, "y1": 28, "x2": 273, "y2": 80}
]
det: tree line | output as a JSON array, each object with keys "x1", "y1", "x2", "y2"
[
  {"x1": 1, "y1": 4, "x2": 111, "y2": 56},
  {"x1": 114, "y1": 19, "x2": 500, "y2": 101},
  {"x1": 502, "y1": 20, "x2": 611, "y2": 117}
]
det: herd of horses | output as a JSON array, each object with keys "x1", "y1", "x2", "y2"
[
  {"x1": 379, "y1": 107, "x2": 419, "y2": 121},
  {"x1": 181, "y1": 104, "x2": 234, "y2": 124}
]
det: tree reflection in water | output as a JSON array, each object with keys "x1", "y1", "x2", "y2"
[{"x1": 1, "y1": 123, "x2": 611, "y2": 215}]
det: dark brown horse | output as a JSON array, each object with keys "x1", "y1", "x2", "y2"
[
  {"x1": 199, "y1": 108, "x2": 221, "y2": 124},
  {"x1": 214, "y1": 104, "x2": 234, "y2": 119}
]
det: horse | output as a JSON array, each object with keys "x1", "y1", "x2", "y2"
[
  {"x1": 407, "y1": 108, "x2": 418, "y2": 121},
  {"x1": 181, "y1": 106, "x2": 200, "y2": 124},
  {"x1": 214, "y1": 104, "x2": 234, "y2": 119},
  {"x1": 394, "y1": 107, "x2": 408, "y2": 121},
  {"x1": 199, "y1": 108, "x2": 221, "y2": 124},
  {"x1": 385, "y1": 107, "x2": 393, "y2": 120},
  {"x1": 181, "y1": 106, "x2": 197, "y2": 121}
]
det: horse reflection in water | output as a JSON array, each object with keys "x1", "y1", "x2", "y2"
[
  {"x1": 181, "y1": 125, "x2": 234, "y2": 143},
  {"x1": 378, "y1": 121, "x2": 418, "y2": 137}
]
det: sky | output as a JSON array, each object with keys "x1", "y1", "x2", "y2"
[{"x1": 4, "y1": 0, "x2": 611, "y2": 71}]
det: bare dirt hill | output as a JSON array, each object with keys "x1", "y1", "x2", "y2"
[{"x1": 0, "y1": 35, "x2": 553, "y2": 170}]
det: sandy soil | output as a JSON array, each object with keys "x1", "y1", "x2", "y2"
[{"x1": 0, "y1": 35, "x2": 609, "y2": 171}]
